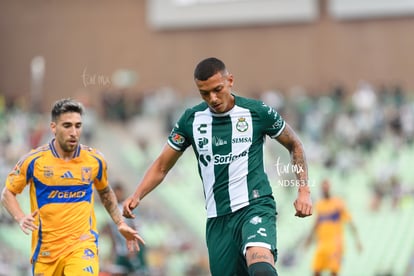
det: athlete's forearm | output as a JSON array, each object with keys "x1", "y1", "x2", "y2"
[
  {"x1": 1, "y1": 187, "x2": 25, "y2": 223},
  {"x1": 132, "y1": 145, "x2": 182, "y2": 202},
  {"x1": 290, "y1": 143, "x2": 310, "y2": 192},
  {"x1": 98, "y1": 186, "x2": 124, "y2": 225},
  {"x1": 276, "y1": 124, "x2": 310, "y2": 190},
  {"x1": 132, "y1": 162, "x2": 169, "y2": 202}
]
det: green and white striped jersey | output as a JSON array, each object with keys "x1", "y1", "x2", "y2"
[{"x1": 167, "y1": 94, "x2": 285, "y2": 218}]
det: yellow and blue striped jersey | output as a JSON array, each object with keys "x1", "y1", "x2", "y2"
[
  {"x1": 5, "y1": 139, "x2": 108, "y2": 263},
  {"x1": 315, "y1": 197, "x2": 351, "y2": 250}
]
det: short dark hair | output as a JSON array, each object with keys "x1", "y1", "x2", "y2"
[
  {"x1": 194, "y1": 57, "x2": 227, "y2": 81},
  {"x1": 51, "y1": 98, "x2": 84, "y2": 122}
]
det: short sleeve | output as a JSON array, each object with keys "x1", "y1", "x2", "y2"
[
  {"x1": 258, "y1": 102, "x2": 286, "y2": 138},
  {"x1": 167, "y1": 110, "x2": 192, "y2": 151},
  {"x1": 5, "y1": 154, "x2": 34, "y2": 194},
  {"x1": 92, "y1": 151, "x2": 109, "y2": 190}
]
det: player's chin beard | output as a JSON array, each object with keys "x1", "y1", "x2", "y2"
[{"x1": 61, "y1": 141, "x2": 78, "y2": 153}]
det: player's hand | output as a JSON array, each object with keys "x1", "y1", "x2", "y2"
[
  {"x1": 19, "y1": 210, "x2": 39, "y2": 235},
  {"x1": 294, "y1": 189, "x2": 312, "y2": 217},
  {"x1": 118, "y1": 221, "x2": 146, "y2": 252},
  {"x1": 122, "y1": 196, "x2": 140, "y2": 218}
]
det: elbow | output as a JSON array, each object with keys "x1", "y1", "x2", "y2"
[
  {"x1": 290, "y1": 140, "x2": 305, "y2": 155},
  {"x1": 0, "y1": 187, "x2": 8, "y2": 206},
  {"x1": 1, "y1": 187, "x2": 5, "y2": 201},
  {"x1": 1, "y1": 187, "x2": 15, "y2": 205},
  {"x1": 157, "y1": 167, "x2": 170, "y2": 182},
  {"x1": 154, "y1": 159, "x2": 172, "y2": 179},
  {"x1": 159, "y1": 165, "x2": 170, "y2": 176}
]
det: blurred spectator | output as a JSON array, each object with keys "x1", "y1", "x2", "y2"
[
  {"x1": 101, "y1": 89, "x2": 128, "y2": 122},
  {"x1": 370, "y1": 174, "x2": 405, "y2": 212},
  {"x1": 352, "y1": 81, "x2": 380, "y2": 152},
  {"x1": 260, "y1": 88, "x2": 285, "y2": 111},
  {"x1": 76, "y1": 91, "x2": 99, "y2": 144},
  {"x1": 305, "y1": 179, "x2": 363, "y2": 276}
]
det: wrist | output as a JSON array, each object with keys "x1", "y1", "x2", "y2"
[
  {"x1": 15, "y1": 215, "x2": 24, "y2": 224},
  {"x1": 116, "y1": 220, "x2": 126, "y2": 227},
  {"x1": 132, "y1": 194, "x2": 141, "y2": 204},
  {"x1": 298, "y1": 183, "x2": 310, "y2": 193}
]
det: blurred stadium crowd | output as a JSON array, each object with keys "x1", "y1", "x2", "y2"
[{"x1": 1, "y1": 80, "x2": 414, "y2": 275}]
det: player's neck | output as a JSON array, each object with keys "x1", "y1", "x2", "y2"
[{"x1": 53, "y1": 140, "x2": 76, "y2": 160}]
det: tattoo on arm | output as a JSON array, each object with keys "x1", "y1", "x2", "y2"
[
  {"x1": 291, "y1": 145, "x2": 308, "y2": 183},
  {"x1": 98, "y1": 186, "x2": 123, "y2": 225},
  {"x1": 277, "y1": 125, "x2": 309, "y2": 186},
  {"x1": 251, "y1": 252, "x2": 272, "y2": 262}
]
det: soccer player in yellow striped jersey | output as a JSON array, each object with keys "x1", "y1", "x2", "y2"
[
  {"x1": 1, "y1": 98, "x2": 145, "y2": 276},
  {"x1": 305, "y1": 179, "x2": 362, "y2": 276}
]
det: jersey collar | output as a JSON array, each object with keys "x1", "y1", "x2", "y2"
[
  {"x1": 209, "y1": 93, "x2": 238, "y2": 117},
  {"x1": 49, "y1": 138, "x2": 81, "y2": 158}
]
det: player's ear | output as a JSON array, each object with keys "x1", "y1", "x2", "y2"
[
  {"x1": 227, "y1": 73, "x2": 234, "y2": 88},
  {"x1": 50, "y1": 121, "x2": 56, "y2": 135}
]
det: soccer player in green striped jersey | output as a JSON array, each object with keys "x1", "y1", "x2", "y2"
[{"x1": 123, "y1": 57, "x2": 312, "y2": 275}]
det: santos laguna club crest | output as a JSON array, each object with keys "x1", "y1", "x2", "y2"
[{"x1": 236, "y1": 117, "x2": 248, "y2": 132}]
